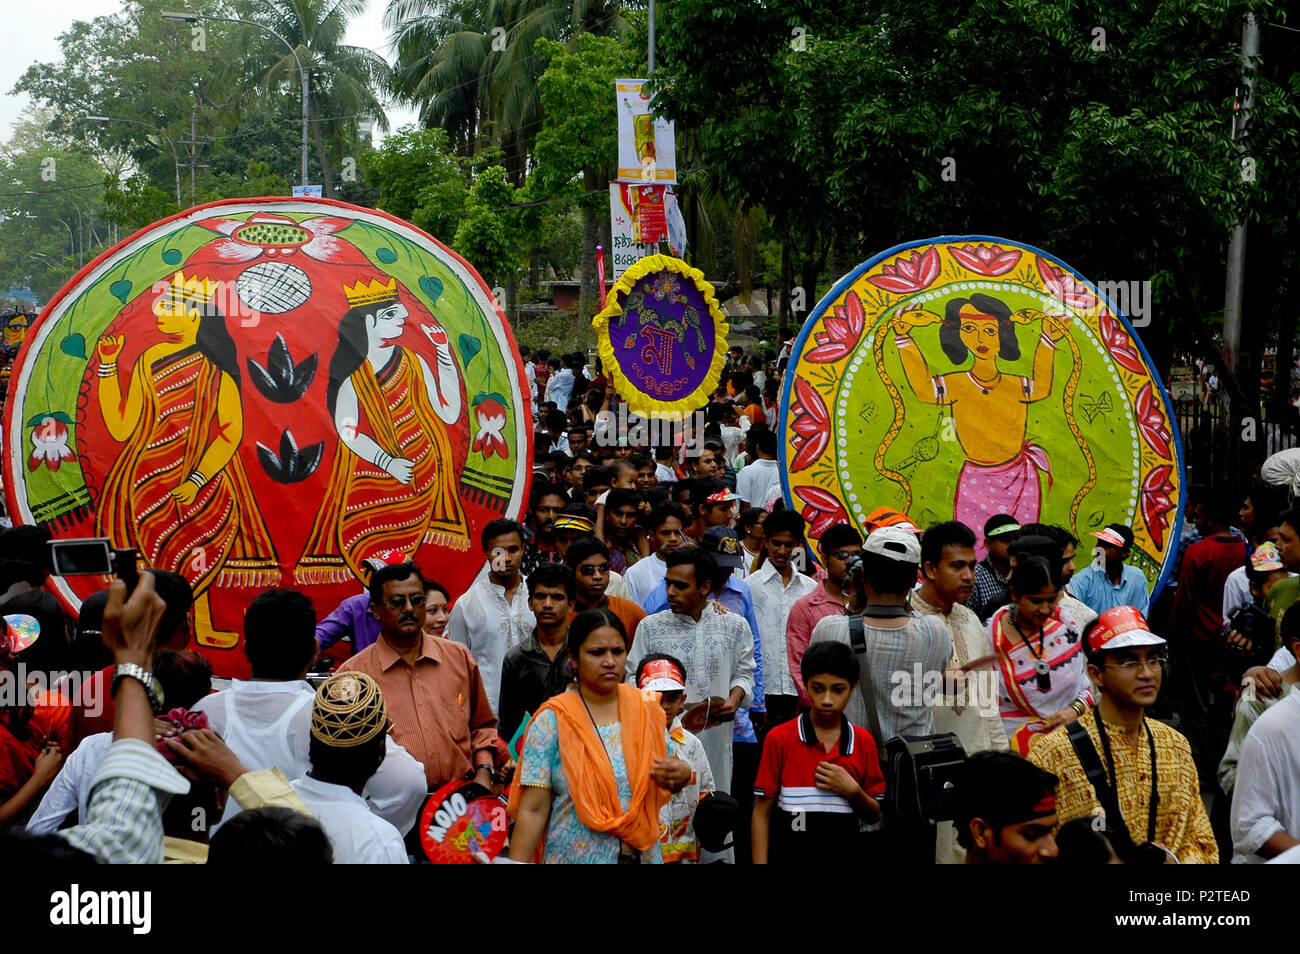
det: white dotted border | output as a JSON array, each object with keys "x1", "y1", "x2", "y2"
[{"x1": 825, "y1": 278, "x2": 1142, "y2": 525}]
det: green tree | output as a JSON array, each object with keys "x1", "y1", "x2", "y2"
[
  {"x1": 655, "y1": 0, "x2": 1300, "y2": 482},
  {"x1": 101, "y1": 173, "x2": 175, "y2": 233},
  {"x1": 13, "y1": 0, "x2": 311, "y2": 204},
  {"x1": 204, "y1": 0, "x2": 393, "y2": 198},
  {"x1": 454, "y1": 164, "x2": 520, "y2": 286},
  {"x1": 386, "y1": 0, "x2": 499, "y2": 156},
  {"x1": 0, "y1": 111, "x2": 116, "y2": 296},
  {"x1": 386, "y1": 0, "x2": 634, "y2": 183},
  {"x1": 529, "y1": 33, "x2": 641, "y2": 318},
  {"x1": 360, "y1": 125, "x2": 468, "y2": 243}
]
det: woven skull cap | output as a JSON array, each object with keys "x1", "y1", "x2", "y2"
[{"x1": 310, "y1": 672, "x2": 389, "y2": 748}]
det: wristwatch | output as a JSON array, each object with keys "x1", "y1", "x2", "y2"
[{"x1": 111, "y1": 662, "x2": 166, "y2": 714}]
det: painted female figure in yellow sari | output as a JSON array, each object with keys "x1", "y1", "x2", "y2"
[
  {"x1": 95, "y1": 270, "x2": 279, "y2": 648},
  {"x1": 892, "y1": 294, "x2": 1070, "y2": 556},
  {"x1": 297, "y1": 277, "x2": 468, "y2": 584}
]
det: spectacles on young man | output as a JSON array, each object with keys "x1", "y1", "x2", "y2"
[
  {"x1": 577, "y1": 563, "x2": 611, "y2": 576},
  {"x1": 384, "y1": 595, "x2": 427, "y2": 610},
  {"x1": 1103, "y1": 654, "x2": 1168, "y2": 673}
]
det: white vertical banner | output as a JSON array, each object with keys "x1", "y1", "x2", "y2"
[
  {"x1": 664, "y1": 189, "x2": 687, "y2": 259},
  {"x1": 609, "y1": 183, "x2": 660, "y2": 277},
  {"x1": 616, "y1": 78, "x2": 677, "y2": 183},
  {"x1": 610, "y1": 184, "x2": 689, "y2": 277}
]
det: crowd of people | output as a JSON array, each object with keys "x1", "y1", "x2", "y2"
[{"x1": 1, "y1": 345, "x2": 1297, "y2": 867}]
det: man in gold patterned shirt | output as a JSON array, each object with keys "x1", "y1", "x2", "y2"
[{"x1": 1029, "y1": 606, "x2": 1217, "y2": 863}]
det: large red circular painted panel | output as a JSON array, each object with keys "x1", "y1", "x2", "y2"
[{"x1": 4, "y1": 198, "x2": 532, "y2": 676}]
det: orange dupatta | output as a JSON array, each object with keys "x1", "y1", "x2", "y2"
[{"x1": 508, "y1": 683, "x2": 668, "y2": 862}]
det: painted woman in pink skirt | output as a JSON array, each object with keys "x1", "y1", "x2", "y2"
[{"x1": 893, "y1": 294, "x2": 1069, "y2": 559}]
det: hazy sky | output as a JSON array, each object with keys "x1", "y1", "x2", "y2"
[{"x1": 0, "y1": 0, "x2": 420, "y2": 145}]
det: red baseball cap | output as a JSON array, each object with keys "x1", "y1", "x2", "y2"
[
  {"x1": 1091, "y1": 528, "x2": 1127, "y2": 548},
  {"x1": 1086, "y1": 605, "x2": 1165, "y2": 655}
]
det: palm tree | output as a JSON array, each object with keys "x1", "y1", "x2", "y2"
[
  {"x1": 386, "y1": 0, "x2": 501, "y2": 156},
  {"x1": 386, "y1": 0, "x2": 634, "y2": 181},
  {"x1": 235, "y1": 0, "x2": 392, "y2": 196}
]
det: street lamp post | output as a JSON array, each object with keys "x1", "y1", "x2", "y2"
[
  {"x1": 162, "y1": 11, "x2": 310, "y2": 189},
  {"x1": 21, "y1": 215, "x2": 77, "y2": 267},
  {"x1": 24, "y1": 191, "x2": 82, "y2": 264},
  {"x1": 86, "y1": 115, "x2": 183, "y2": 206}
]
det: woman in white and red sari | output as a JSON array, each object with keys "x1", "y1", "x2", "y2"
[{"x1": 988, "y1": 555, "x2": 1093, "y2": 755}]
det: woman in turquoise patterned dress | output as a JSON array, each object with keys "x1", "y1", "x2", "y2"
[{"x1": 508, "y1": 609, "x2": 692, "y2": 863}]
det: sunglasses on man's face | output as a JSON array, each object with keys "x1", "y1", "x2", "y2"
[
  {"x1": 577, "y1": 563, "x2": 611, "y2": 576},
  {"x1": 384, "y1": 595, "x2": 427, "y2": 610}
]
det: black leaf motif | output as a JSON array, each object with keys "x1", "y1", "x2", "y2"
[
  {"x1": 246, "y1": 334, "x2": 317, "y2": 403},
  {"x1": 257, "y1": 429, "x2": 324, "y2": 483}
]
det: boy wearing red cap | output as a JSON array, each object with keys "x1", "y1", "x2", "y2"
[
  {"x1": 1028, "y1": 606, "x2": 1217, "y2": 863},
  {"x1": 636, "y1": 654, "x2": 715, "y2": 864}
]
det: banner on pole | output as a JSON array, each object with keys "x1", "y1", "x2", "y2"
[
  {"x1": 616, "y1": 79, "x2": 677, "y2": 183},
  {"x1": 610, "y1": 185, "x2": 685, "y2": 278}
]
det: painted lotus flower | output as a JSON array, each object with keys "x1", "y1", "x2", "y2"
[
  {"x1": 471, "y1": 396, "x2": 509, "y2": 459},
  {"x1": 806, "y1": 291, "x2": 866, "y2": 363},
  {"x1": 1135, "y1": 383, "x2": 1172, "y2": 459},
  {"x1": 789, "y1": 377, "x2": 830, "y2": 471},
  {"x1": 1141, "y1": 464, "x2": 1177, "y2": 550},
  {"x1": 794, "y1": 485, "x2": 850, "y2": 538},
  {"x1": 867, "y1": 246, "x2": 941, "y2": 293},
  {"x1": 1037, "y1": 259, "x2": 1097, "y2": 311},
  {"x1": 949, "y1": 243, "x2": 1021, "y2": 276},
  {"x1": 200, "y1": 213, "x2": 353, "y2": 263},
  {"x1": 28, "y1": 414, "x2": 74, "y2": 472},
  {"x1": 1099, "y1": 312, "x2": 1146, "y2": 376}
]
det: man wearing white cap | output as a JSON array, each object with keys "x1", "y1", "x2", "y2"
[
  {"x1": 807, "y1": 526, "x2": 951, "y2": 743},
  {"x1": 1066, "y1": 524, "x2": 1150, "y2": 617},
  {"x1": 1028, "y1": 606, "x2": 1217, "y2": 863}
]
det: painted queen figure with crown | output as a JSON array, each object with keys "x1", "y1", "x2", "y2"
[
  {"x1": 94, "y1": 270, "x2": 280, "y2": 647},
  {"x1": 297, "y1": 276, "x2": 469, "y2": 584}
]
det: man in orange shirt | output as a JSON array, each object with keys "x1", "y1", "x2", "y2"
[
  {"x1": 563, "y1": 537, "x2": 645, "y2": 647},
  {"x1": 340, "y1": 562, "x2": 498, "y2": 792}
]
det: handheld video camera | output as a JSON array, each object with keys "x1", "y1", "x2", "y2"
[{"x1": 47, "y1": 538, "x2": 140, "y2": 595}]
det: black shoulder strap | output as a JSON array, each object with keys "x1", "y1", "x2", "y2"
[
  {"x1": 1065, "y1": 719, "x2": 1136, "y2": 850},
  {"x1": 847, "y1": 615, "x2": 887, "y2": 755}
]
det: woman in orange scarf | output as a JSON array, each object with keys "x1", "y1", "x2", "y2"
[{"x1": 508, "y1": 609, "x2": 692, "y2": 863}]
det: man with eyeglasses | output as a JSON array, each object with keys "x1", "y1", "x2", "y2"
[
  {"x1": 562, "y1": 536, "x2": 646, "y2": 646},
  {"x1": 1028, "y1": 606, "x2": 1217, "y2": 863},
  {"x1": 786, "y1": 524, "x2": 864, "y2": 707},
  {"x1": 342, "y1": 561, "x2": 500, "y2": 793}
]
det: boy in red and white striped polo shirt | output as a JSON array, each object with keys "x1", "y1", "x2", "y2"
[{"x1": 752, "y1": 641, "x2": 884, "y2": 864}]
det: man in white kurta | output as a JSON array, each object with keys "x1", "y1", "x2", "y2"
[
  {"x1": 626, "y1": 550, "x2": 755, "y2": 796},
  {"x1": 1230, "y1": 688, "x2": 1300, "y2": 862}
]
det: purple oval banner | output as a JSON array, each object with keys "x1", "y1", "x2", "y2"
[{"x1": 593, "y1": 255, "x2": 728, "y2": 417}]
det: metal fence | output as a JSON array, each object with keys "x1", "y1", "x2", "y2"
[{"x1": 1173, "y1": 395, "x2": 1300, "y2": 486}]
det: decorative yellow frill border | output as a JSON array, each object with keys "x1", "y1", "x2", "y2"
[{"x1": 592, "y1": 254, "x2": 729, "y2": 419}]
